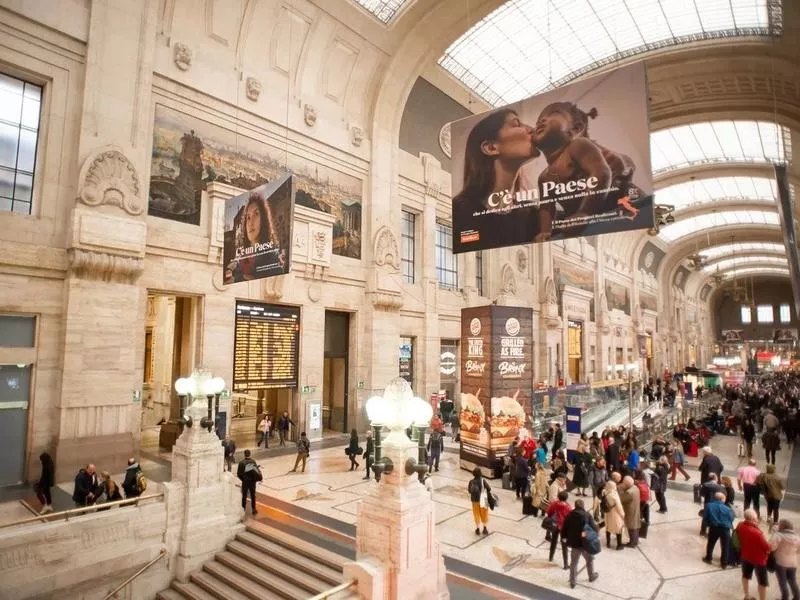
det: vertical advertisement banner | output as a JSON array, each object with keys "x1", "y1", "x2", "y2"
[
  {"x1": 223, "y1": 173, "x2": 294, "y2": 284},
  {"x1": 565, "y1": 406, "x2": 582, "y2": 463},
  {"x1": 459, "y1": 307, "x2": 492, "y2": 463},
  {"x1": 450, "y1": 62, "x2": 653, "y2": 253}
]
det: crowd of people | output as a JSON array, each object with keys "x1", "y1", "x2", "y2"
[{"x1": 63, "y1": 457, "x2": 146, "y2": 511}]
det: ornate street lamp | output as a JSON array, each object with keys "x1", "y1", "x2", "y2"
[
  {"x1": 174, "y1": 370, "x2": 225, "y2": 432},
  {"x1": 365, "y1": 378, "x2": 431, "y2": 482}
]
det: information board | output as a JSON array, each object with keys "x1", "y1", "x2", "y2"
[{"x1": 233, "y1": 302, "x2": 300, "y2": 391}]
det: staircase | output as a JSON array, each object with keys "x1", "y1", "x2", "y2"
[{"x1": 157, "y1": 521, "x2": 358, "y2": 600}]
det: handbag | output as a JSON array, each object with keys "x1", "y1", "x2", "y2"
[
  {"x1": 356, "y1": 447, "x2": 364, "y2": 456},
  {"x1": 541, "y1": 515, "x2": 557, "y2": 531},
  {"x1": 487, "y1": 491, "x2": 498, "y2": 511},
  {"x1": 345, "y1": 447, "x2": 351, "y2": 456}
]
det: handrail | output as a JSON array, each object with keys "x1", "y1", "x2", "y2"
[
  {"x1": 0, "y1": 493, "x2": 165, "y2": 530},
  {"x1": 307, "y1": 580, "x2": 357, "y2": 600},
  {"x1": 103, "y1": 548, "x2": 168, "y2": 600}
]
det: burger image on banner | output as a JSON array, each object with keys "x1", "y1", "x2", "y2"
[
  {"x1": 459, "y1": 390, "x2": 486, "y2": 441},
  {"x1": 490, "y1": 391, "x2": 525, "y2": 448}
]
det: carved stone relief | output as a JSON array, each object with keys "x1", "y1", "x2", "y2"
[
  {"x1": 543, "y1": 277, "x2": 558, "y2": 305},
  {"x1": 516, "y1": 248, "x2": 528, "y2": 273},
  {"x1": 373, "y1": 225, "x2": 400, "y2": 270},
  {"x1": 78, "y1": 149, "x2": 143, "y2": 215},
  {"x1": 173, "y1": 42, "x2": 192, "y2": 71},
  {"x1": 304, "y1": 104, "x2": 317, "y2": 127},
  {"x1": 245, "y1": 77, "x2": 262, "y2": 101},
  {"x1": 421, "y1": 153, "x2": 441, "y2": 198},
  {"x1": 501, "y1": 263, "x2": 517, "y2": 295},
  {"x1": 438, "y1": 122, "x2": 451, "y2": 158},
  {"x1": 67, "y1": 248, "x2": 144, "y2": 284},
  {"x1": 350, "y1": 125, "x2": 363, "y2": 147}
]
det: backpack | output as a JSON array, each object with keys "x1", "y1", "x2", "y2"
[
  {"x1": 635, "y1": 480, "x2": 649, "y2": 503},
  {"x1": 582, "y1": 523, "x2": 601, "y2": 555},
  {"x1": 599, "y1": 491, "x2": 610, "y2": 513},
  {"x1": 136, "y1": 471, "x2": 147, "y2": 494}
]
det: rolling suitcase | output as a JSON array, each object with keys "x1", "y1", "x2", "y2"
[
  {"x1": 522, "y1": 495, "x2": 535, "y2": 515},
  {"x1": 502, "y1": 471, "x2": 513, "y2": 490}
]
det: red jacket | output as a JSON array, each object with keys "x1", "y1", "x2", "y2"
[
  {"x1": 737, "y1": 521, "x2": 771, "y2": 567},
  {"x1": 547, "y1": 500, "x2": 572, "y2": 530},
  {"x1": 520, "y1": 438, "x2": 536, "y2": 460}
]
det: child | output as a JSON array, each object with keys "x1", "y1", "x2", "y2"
[{"x1": 531, "y1": 102, "x2": 642, "y2": 241}]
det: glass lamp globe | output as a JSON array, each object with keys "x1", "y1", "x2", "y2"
[
  {"x1": 211, "y1": 377, "x2": 226, "y2": 395},
  {"x1": 174, "y1": 377, "x2": 192, "y2": 395},
  {"x1": 411, "y1": 397, "x2": 433, "y2": 425},
  {"x1": 366, "y1": 395, "x2": 386, "y2": 425}
]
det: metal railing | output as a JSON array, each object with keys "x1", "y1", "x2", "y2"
[
  {"x1": 0, "y1": 493, "x2": 165, "y2": 530},
  {"x1": 307, "y1": 580, "x2": 357, "y2": 600},
  {"x1": 103, "y1": 547, "x2": 168, "y2": 600}
]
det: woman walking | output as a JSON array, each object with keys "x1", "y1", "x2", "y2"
[
  {"x1": 346, "y1": 429, "x2": 361, "y2": 471},
  {"x1": 545, "y1": 490, "x2": 572, "y2": 568},
  {"x1": 467, "y1": 468, "x2": 492, "y2": 535},
  {"x1": 758, "y1": 463, "x2": 786, "y2": 524},
  {"x1": 36, "y1": 452, "x2": 55, "y2": 514},
  {"x1": 257, "y1": 413, "x2": 271, "y2": 448},
  {"x1": 571, "y1": 446, "x2": 592, "y2": 497},
  {"x1": 770, "y1": 519, "x2": 800, "y2": 600}
]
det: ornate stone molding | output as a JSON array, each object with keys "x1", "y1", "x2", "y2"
[
  {"x1": 173, "y1": 42, "x2": 192, "y2": 70},
  {"x1": 77, "y1": 149, "x2": 143, "y2": 215},
  {"x1": 500, "y1": 263, "x2": 516, "y2": 295},
  {"x1": 67, "y1": 248, "x2": 143, "y2": 284},
  {"x1": 421, "y1": 153, "x2": 441, "y2": 198},
  {"x1": 438, "y1": 122, "x2": 451, "y2": 158},
  {"x1": 373, "y1": 225, "x2": 400, "y2": 270},
  {"x1": 245, "y1": 76, "x2": 262, "y2": 101},
  {"x1": 350, "y1": 125, "x2": 363, "y2": 147},
  {"x1": 304, "y1": 104, "x2": 317, "y2": 127},
  {"x1": 368, "y1": 291, "x2": 403, "y2": 311}
]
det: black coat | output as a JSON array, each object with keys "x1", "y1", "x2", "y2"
[
  {"x1": 699, "y1": 454, "x2": 723, "y2": 484},
  {"x1": 562, "y1": 507, "x2": 598, "y2": 548},
  {"x1": 38, "y1": 453, "x2": 54, "y2": 488},
  {"x1": 73, "y1": 469, "x2": 100, "y2": 505},
  {"x1": 364, "y1": 437, "x2": 374, "y2": 459},
  {"x1": 468, "y1": 476, "x2": 491, "y2": 503},
  {"x1": 553, "y1": 429, "x2": 563, "y2": 450},
  {"x1": 122, "y1": 463, "x2": 142, "y2": 498},
  {"x1": 605, "y1": 443, "x2": 620, "y2": 469}
]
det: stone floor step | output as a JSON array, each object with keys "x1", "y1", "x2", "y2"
[
  {"x1": 202, "y1": 561, "x2": 285, "y2": 600},
  {"x1": 225, "y1": 540, "x2": 330, "y2": 595},
  {"x1": 214, "y1": 550, "x2": 310, "y2": 600},
  {"x1": 172, "y1": 581, "x2": 218, "y2": 600},
  {"x1": 156, "y1": 589, "x2": 186, "y2": 600},
  {"x1": 234, "y1": 531, "x2": 343, "y2": 585},
  {"x1": 190, "y1": 570, "x2": 251, "y2": 600},
  {"x1": 245, "y1": 521, "x2": 347, "y2": 571}
]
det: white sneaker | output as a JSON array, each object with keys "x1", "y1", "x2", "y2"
[{"x1": 40, "y1": 505, "x2": 53, "y2": 514}]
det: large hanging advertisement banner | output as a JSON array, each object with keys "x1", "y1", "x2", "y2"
[
  {"x1": 459, "y1": 306, "x2": 533, "y2": 476},
  {"x1": 449, "y1": 63, "x2": 653, "y2": 253},
  {"x1": 775, "y1": 164, "x2": 800, "y2": 315},
  {"x1": 223, "y1": 174, "x2": 294, "y2": 284}
]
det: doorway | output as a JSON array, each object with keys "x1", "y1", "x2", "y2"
[
  {"x1": 568, "y1": 320, "x2": 583, "y2": 384},
  {"x1": 142, "y1": 293, "x2": 199, "y2": 450},
  {"x1": 323, "y1": 311, "x2": 349, "y2": 433}
]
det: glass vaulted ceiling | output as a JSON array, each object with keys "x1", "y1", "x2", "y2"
[
  {"x1": 704, "y1": 256, "x2": 789, "y2": 272},
  {"x1": 352, "y1": 0, "x2": 409, "y2": 23},
  {"x1": 721, "y1": 266, "x2": 791, "y2": 278},
  {"x1": 439, "y1": 0, "x2": 775, "y2": 106},
  {"x1": 700, "y1": 242, "x2": 786, "y2": 260},
  {"x1": 658, "y1": 210, "x2": 780, "y2": 243},
  {"x1": 651, "y1": 121, "x2": 787, "y2": 174},
  {"x1": 655, "y1": 176, "x2": 777, "y2": 211}
]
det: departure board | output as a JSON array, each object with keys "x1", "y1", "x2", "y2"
[{"x1": 233, "y1": 302, "x2": 300, "y2": 391}]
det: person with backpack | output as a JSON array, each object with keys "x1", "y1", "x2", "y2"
[
  {"x1": 291, "y1": 432, "x2": 310, "y2": 472},
  {"x1": 237, "y1": 449, "x2": 261, "y2": 515},
  {"x1": 122, "y1": 458, "x2": 146, "y2": 498},
  {"x1": 634, "y1": 471, "x2": 651, "y2": 526},
  {"x1": 467, "y1": 468, "x2": 493, "y2": 536},
  {"x1": 561, "y1": 498, "x2": 600, "y2": 589}
]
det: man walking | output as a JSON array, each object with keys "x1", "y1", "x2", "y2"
[
  {"x1": 737, "y1": 458, "x2": 761, "y2": 518},
  {"x1": 291, "y1": 432, "x2": 310, "y2": 473},
  {"x1": 223, "y1": 436, "x2": 237, "y2": 472},
  {"x1": 236, "y1": 449, "x2": 260, "y2": 516},
  {"x1": 363, "y1": 430, "x2": 374, "y2": 480},
  {"x1": 278, "y1": 411, "x2": 295, "y2": 447},
  {"x1": 562, "y1": 498, "x2": 600, "y2": 589},
  {"x1": 427, "y1": 428, "x2": 444, "y2": 472}
]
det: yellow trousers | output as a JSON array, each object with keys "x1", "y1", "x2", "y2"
[{"x1": 471, "y1": 502, "x2": 489, "y2": 527}]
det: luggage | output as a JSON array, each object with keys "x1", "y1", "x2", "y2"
[
  {"x1": 693, "y1": 483, "x2": 702, "y2": 504},
  {"x1": 522, "y1": 495, "x2": 536, "y2": 515},
  {"x1": 639, "y1": 520, "x2": 649, "y2": 539},
  {"x1": 502, "y1": 471, "x2": 513, "y2": 490}
]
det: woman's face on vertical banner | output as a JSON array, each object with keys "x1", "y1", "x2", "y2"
[
  {"x1": 245, "y1": 201, "x2": 262, "y2": 245},
  {"x1": 485, "y1": 112, "x2": 535, "y2": 162}
]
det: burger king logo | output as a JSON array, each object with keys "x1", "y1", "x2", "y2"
[
  {"x1": 505, "y1": 318, "x2": 520, "y2": 336},
  {"x1": 469, "y1": 318, "x2": 481, "y2": 336}
]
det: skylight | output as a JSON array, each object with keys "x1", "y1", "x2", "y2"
[
  {"x1": 655, "y1": 177, "x2": 777, "y2": 211},
  {"x1": 352, "y1": 0, "x2": 409, "y2": 23},
  {"x1": 700, "y1": 242, "x2": 786, "y2": 260},
  {"x1": 651, "y1": 121, "x2": 787, "y2": 174},
  {"x1": 704, "y1": 256, "x2": 788, "y2": 272},
  {"x1": 658, "y1": 210, "x2": 780, "y2": 243},
  {"x1": 439, "y1": 0, "x2": 776, "y2": 106},
  {"x1": 720, "y1": 267, "x2": 791, "y2": 278}
]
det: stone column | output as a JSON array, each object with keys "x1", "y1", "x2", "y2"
[
  {"x1": 344, "y1": 430, "x2": 448, "y2": 600},
  {"x1": 54, "y1": 0, "x2": 159, "y2": 478},
  {"x1": 164, "y1": 403, "x2": 244, "y2": 581}
]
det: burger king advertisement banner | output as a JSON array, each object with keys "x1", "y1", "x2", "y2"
[{"x1": 460, "y1": 306, "x2": 533, "y2": 472}]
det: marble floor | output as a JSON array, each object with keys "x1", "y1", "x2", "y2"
[{"x1": 251, "y1": 432, "x2": 797, "y2": 600}]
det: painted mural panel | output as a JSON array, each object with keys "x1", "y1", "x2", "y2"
[
  {"x1": 554, "y1": 259, "x2": 594, "y2": 292},
  {"x1": 149, "y1": 105, "x2": 362, "y2": 258},
  {"x1": 605, "y1": 280, "x2": 631, "y2": 314},
  {"x1": 674, "y1": 266, "x2": 690, "y2": 292},
  {"x1": 640, "y1": 291, "x2": 657, "y2": 312}
]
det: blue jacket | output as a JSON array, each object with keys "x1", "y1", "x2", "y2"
[
  {"x1": 704, "y1": 499, "x2": 735, "y2": 528},
  {"x1": 628, "y1": 449, "x2": 640, "y2": 471},
  {"x1": 536, "y1": 447, "x2": 547, "y2": 466}
]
